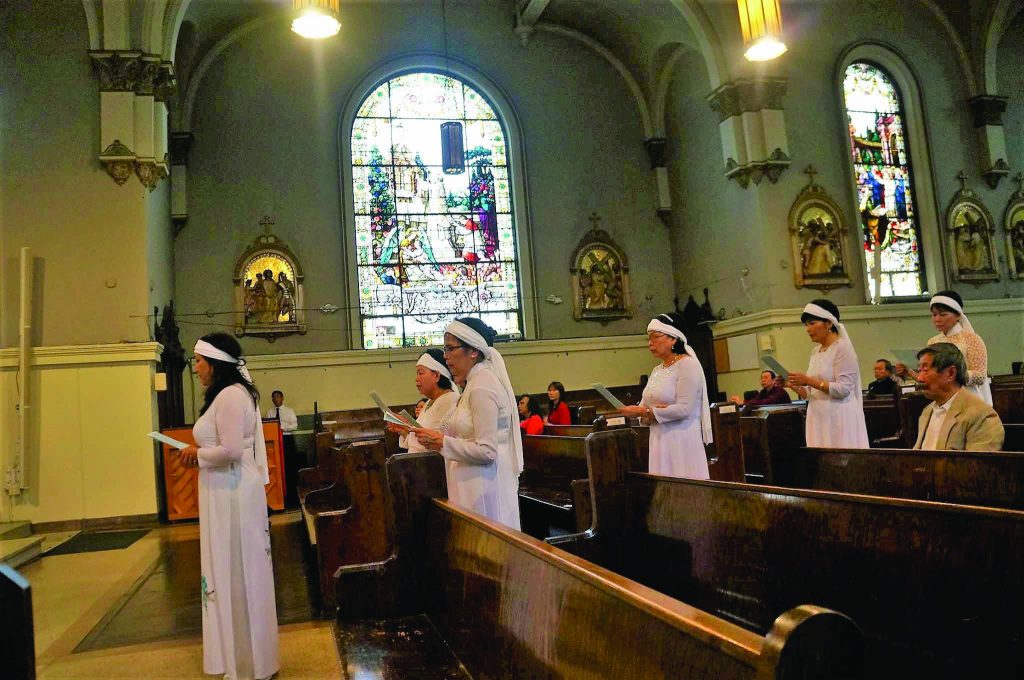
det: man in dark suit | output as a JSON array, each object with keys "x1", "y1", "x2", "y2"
[{"x1": 866, "y1": 359, "x2": 898, "y2": 397}]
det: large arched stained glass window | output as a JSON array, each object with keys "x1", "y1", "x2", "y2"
[
  {"x1": 351, "y1": 72, "x2": 522, "y2": 349},
  {"x1": 843, "y1": 62, "x2": 926, "y2": 303}
]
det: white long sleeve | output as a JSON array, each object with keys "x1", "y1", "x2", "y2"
[
  {"x1": 199, "y1": 386, "x2": 252, "y2": 468},
  {"x1": 644, "y1": 360, "x2": 701, "y2": 424},
  {"x1": 442, "y1": 385, "x2": 500, "y2": 465},
  {"x1": 826, "y1": 341, "x2": 860, "y2": 399}
]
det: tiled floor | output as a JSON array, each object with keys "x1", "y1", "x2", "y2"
[{"x1": 20, "y1": 511, "x2": 342, "y2": 679}]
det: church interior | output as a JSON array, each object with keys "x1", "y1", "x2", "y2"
[{"x1": 2, "y1": 0, "x2": 1024, "y2": 677}]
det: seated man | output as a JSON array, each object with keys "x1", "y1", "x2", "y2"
[
  {"x1": 866, "y1": 359, "x2": 898, "y2": 397},
  {"x1": 729, "y1": 370, "x2": 791, "y2": 409},
  {"x1": 913, "y1": 343, "x2": 1004, "y2": 451}
]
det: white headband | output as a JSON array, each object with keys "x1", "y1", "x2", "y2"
[
  {"x1": 443, "y1": 320, "x2": 523, "y2": 473},
  {"x1": 930, "y1": 295, "x2": 975, "y2": 334},
  {"x1": 801, "y1": 303, "x2": 863, "y2": 407},
  {"x1": 193, "y1": 339, "x2": 269, "y2": 484},
  {"x1": 647, "y1": 318, "x2": 687, "y2": 343},
  {"x1": 646, "y1": 317, "x2": 712, "y2": 445},
  {"x1": 417, "y1": 352, "x2": 453, "y2": 382}
]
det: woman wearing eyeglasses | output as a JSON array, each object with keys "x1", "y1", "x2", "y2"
[
  {"x1": 412, "y1": 317, "x2": 522, "y2": 530},
  {"x1": 617, "y1": 312, "x2": 712, "y2": 479}
]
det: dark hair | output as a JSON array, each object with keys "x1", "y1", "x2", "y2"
[
  {"x1": 547, "y1": 381, "x2": 565, "y2": 412},
  {"x1": 416, "y1": 397, "x2": 428, "y2": 407},
  {"x1": 874, "y1": 359, "x2": 894, "y2": 374},
  {"x1": 930, "y1": 289, "x2": 964, "y2": 316},
  {"x1": 800, "y1": 299, "x2": 841, "y2": 333},
  {"x1": 198, "y1": 332, "x2": 260, "y2": 416},
  {"x1": 271, "y1": 390, "x2": 284, "y2": 399},
  {"x1": 519, "y1": 393, "x2": 542, "y2": 418},
  {"x1": 654, "y1": 312, "x2": 688, "y2": 354},
  {"x1": 917, "y1": 343, "x2": 967, "y2": 387},
  {"x1": 452, "y1": 317, "x2": 497, "y2": 363},
  {"x1": 421, "y1": 348, "x2": 453, "y2": 390},
  {"x1": 761, "y1": 370, "x2": 776, "y2": 379}
]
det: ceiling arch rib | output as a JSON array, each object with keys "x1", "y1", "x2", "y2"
[
  {"x1": 533, "y1": 21, "x2": 654, "y2": 139},
  {"x1": 914, "y1": 0, "x2": 978, "y2": 97},
  {"x1": 982, "y1": 0, "x2": 1024, "y2": 94}
]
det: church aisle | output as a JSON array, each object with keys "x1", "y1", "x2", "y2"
[{"x1": 20, "y1": 512, "x2": 342, "y2": 678}]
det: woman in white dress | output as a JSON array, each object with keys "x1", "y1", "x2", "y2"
[
  {"x1": 386, "y1": 348, "x2": 459, "y2": 453},
  {"x1": 894, "y1": 290, "x2": 992, "y2": 405},
  {"x1": 786, "y1": 300, "x2": 870, "y2": 448},
  {"x1": 413, "y1": 317, "x2": 523, "y2": 530},
  {"x1": 178, "y1": 333, "x2": 279, "y2": 680},
  {"x1": 617, "y1": 313, "x2": 713, "y2": 479}
]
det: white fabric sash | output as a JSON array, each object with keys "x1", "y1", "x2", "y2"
[
  {"x1": 194, "y1": 340, "x2": 270, "y2": 484},
  {"x1": 930, "y1": 295, "x2": 976, "y2": 334},
  {"x1": 445, "y1": 321, "x2": 523, "y2": 473},
  {"x1": 646, "y1": 318, "x2": 713, "y2": 445}
]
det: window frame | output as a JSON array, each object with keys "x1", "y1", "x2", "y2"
[
  {"x1": 339, "y1": 57, "x2": 537, "y2": 349},
  {"x1": 835, "y1": 43, "x2": 944, "y2": 304}
]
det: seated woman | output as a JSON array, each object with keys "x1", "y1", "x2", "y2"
[
  {"x1": 518, "y1": 394, "x2": 544, "y2": 435},
  {"x1": 414, "y1": 397, "x2": 428, "y2": 419},
  {"x1": 545, "y1": 381, "x2": 571, "y2": 425},
  {"x1": 387, "y1": 349, "x2": 459, "y2": 453}
]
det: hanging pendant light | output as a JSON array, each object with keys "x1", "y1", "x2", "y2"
[
  {"x1": 737, "y1": 0, "x2": 787, "y2": 61},
  {"x1": 291, "y1": 0, "x2": 341, "y2": 40},
  {"x1": 441, "y1": 121, "x2": 465, "y2": 175},
  {"x1": 438, "y1": 0, "x2": 464, "y2": 174}
]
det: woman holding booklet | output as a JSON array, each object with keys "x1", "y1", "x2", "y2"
[
  {"x1": 786, "y1": 300, "x2": 869, "y2": 448},
  {"x1": 413, "y1": 317, "x2": 523, "y2": 530},
  {"x1": 386, "y1": 349, "x2": 459, "y2": 453},
  {"x1": 177, "y1": 332, "x2": 279, "y2": 680},
  {"x1": 617, "y1": 313, "x2": 712, "y2": 479}
]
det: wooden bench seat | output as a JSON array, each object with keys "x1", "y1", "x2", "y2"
[
  {"x1": 556, "y1": 430, "x2": 1024, "y2": 677},
  {"x1": 330, "y1": 447, "x2": 865, "y2": 679}
]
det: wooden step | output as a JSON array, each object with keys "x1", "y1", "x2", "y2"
[
  {"x1": 0, "y1": 535, "x2": 43, "y2": 569},
  {"x1": 0, "y1": 521, "x2": 32, "y2": 540}
]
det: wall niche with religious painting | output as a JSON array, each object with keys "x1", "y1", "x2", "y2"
[
  {"x1": 787, "y1": 166, "x2": 853, "y2": 292},
  {"x1": 1003, "y1": 174, "x2": 1024, "y2": 280},
  {"x1": 569, "y1": 214, "x2": 632, "y2": 323},
  {"x1": 233, "y1": 217, "x2": 306, "y2": 340},
  {"x1": 946, "y1": 173, "x2": 1000, "y2": 284}
]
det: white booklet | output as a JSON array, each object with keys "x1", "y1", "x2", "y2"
[
  {"x1": 370, "y1": 390, "x2": 417, "y2": 428},
  {"x1": 591, "y1": 383, "x2": 626, "y2": 410},
  {"x1": 760, "y1": 355, "x2": 790, "y2": 381},
  {"x1": 398, "y1": 409, "x2": 422, "y2": 429},
  {"x1": 148, "y1": 431, "x2": 189, "y2": 450}
]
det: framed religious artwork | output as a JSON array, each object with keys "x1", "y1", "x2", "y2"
[
  {"x1": 946, "y1": 172, "x2": 1000, "y2": 284},
  {"x1": 233, "y1": 216, "x2": 306, "y2": 341},
  {"x1": 787, "y1": 166, "x2": 853, "y2": 292},
  {"x1": 569, "y1": 214, "x2": 632, "y2": 323},
  {"x1": 1003, "y1": 173, "x2": 1024, "y2": 280}
]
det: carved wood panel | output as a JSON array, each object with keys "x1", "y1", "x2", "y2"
[{"x1": 161, "y1": 422, "x2": 285, "y2": 521}]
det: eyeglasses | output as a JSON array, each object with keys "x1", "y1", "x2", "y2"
[
  {"x1": 647, "y1": 332, "x2": 669, "y2": 341},
  {"x1": 442, "y1": 344, "x2": 464, "y2": 355}
]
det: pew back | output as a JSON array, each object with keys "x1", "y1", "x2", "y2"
[{"x1": 0, "y1": 565, "x2": 34, "y2": 680}]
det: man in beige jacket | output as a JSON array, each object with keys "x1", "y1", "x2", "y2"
[{"x1": 913, "y1": 343, "x2": 1004, "y2": 451}]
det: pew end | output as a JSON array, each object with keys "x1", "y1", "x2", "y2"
[
  {"x1": 0, "y1": 564, "x2": 34, "y2": 680},
  {"x1": 760, "y1": 605, "x2": 864, "y2": 680}
]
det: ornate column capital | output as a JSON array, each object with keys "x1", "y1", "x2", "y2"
[
  {"x1": 136, "y1": 55, "x2": 162, "y2": 96},
  {"x1": 89, "y1": 50, "x2": 143, "y2": 92},
  {"x1": 707, "y1": 77, "x2": 787, "y2": 122},
  {"x1": 154, "y1": 62, "x2": 177, "y2": 102}
]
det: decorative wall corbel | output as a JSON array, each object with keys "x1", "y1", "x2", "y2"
[
  {"x1": 969, "y1": 95, "x2": 1011, "y2": 189},
  {"x1": 708, "y1": 78, "x2": 790, "y2": 188},
  {"x1": 100, "y1": 140, "x2": 135, "y2": 185}
]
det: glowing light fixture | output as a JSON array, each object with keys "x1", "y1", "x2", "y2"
[
  {"x1": 291, "y1": 0, "x2": 341, "y2": 40},
  {"x1": 737, "y1": 0, "x2": 787, "y2": 61}
]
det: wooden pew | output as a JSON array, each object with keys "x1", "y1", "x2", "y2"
[
  {"x1": 297, "y1": 431, "x2": 340, "y2": 503},
  {"x1": 332, "y1": 449, "x2": 865, "y2": 679},
  {"x1": 303, "y1": 439, "x2": 392, "y2": 609},
  {"x1": 740, "y1": 407, "x2": 805, "y2": 483},
  {"x1": 992, "y1": 376, "x2": 1024, "y2": 423},
  {"x1": 706, "y1": 402, "x2": 746, "y2": 482},
  {"x1": 861, "y1": 393, "x2": 900, "y2": 446},
  {"x1": 0, "y1": 564, "x2": 34, "y2": 680},
  {"x1": 519, "y1": 435, "x2": 589, "y2": 537},
  {"x1": 558, "y1": 430, "x2": 1024, "y2": 678},
  {"x1": 769, "y1": 445, "x2": 1024, "y2": 509},
  {"x1": 1006, "y1": 423, "x2": 1024, "y2": 452}
]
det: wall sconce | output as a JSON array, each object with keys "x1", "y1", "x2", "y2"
[{"x1": 291, "y1": 0, "x2": 341, "y2": 40}]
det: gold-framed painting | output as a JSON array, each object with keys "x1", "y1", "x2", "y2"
[
  {"x1": 946, "y1": 176, "x2": 1000, "y2": 283},
  {"x1": 569, "y1": 223, "x2": 632, "y2": 323},
  {"x1": 1003, "y1": 175, "x2": 1024, "y2": 280},
  {"x1": 232, "y1": 222, "x2": 306, "y2": 341},
  {"x1": 787, "y1": 171, "x2": 852, "y2": 292}
]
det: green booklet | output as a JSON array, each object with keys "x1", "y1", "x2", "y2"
[{"x1": 591, "y1": 383, "x2": 626, "y2": 410}]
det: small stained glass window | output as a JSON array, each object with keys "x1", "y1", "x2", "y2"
[
  {"x1": 352, "y1": 72, "x2": 522, "y2": 348},
  {"x1": 843, "y1": 62, "x2": 926, "y2": 303}
]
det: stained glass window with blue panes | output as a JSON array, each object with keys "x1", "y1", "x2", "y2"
[
  {"x1": 352, "y1": 72, "x2": 522, "y2": 348},
  {"x1": 843, "y1": 62, "x2": 926, "y2": 303}
]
